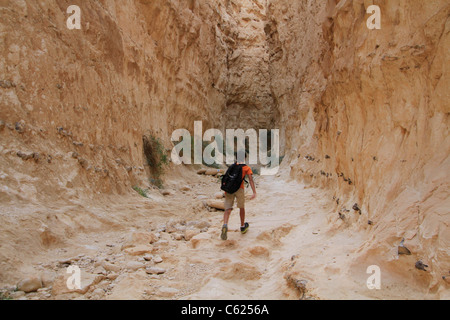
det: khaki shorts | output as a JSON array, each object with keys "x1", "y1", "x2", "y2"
[{"x1": 224, "y1": 188, "x2": 245, "y2": 210}]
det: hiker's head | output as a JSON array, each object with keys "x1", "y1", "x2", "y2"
[{"x1": 234, "y1": 153, "x2": 247, "y2": 166}]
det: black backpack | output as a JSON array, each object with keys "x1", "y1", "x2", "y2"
[{"x1": 221, "y1": 164, "x2": 246, "y2": 194}]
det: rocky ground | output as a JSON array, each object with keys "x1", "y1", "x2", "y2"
[{"x1": 1, "y1": 167, "x2": 440, "y2": 300}]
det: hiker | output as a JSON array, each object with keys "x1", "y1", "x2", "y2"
[{"x1": 220, "y1": 162, "x2": 257, "y2": 240}]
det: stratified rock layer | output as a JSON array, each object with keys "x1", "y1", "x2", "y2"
[
  {"x1": 267, "y1": 0, "x2": 449, "y2": 291},
  {"x1": 0, "y1": 0, "x2": 448, "y2": 297}
]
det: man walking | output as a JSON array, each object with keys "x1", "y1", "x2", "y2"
[{"x1": 220, "y1": 162, "x2": 257, "y2": 240}]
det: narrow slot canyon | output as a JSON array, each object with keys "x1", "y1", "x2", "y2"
[{"x1": 0, "y1": 0, "x2": 448, "y2": 300}]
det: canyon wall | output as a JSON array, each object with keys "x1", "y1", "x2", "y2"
[
  {"x1": 267, "y1": 0, "x2": 449, "y2": 295},
  {"x1": 0, "y1": 0, "x2": 233, "y2": 284},
  {"x1": 0, "y1": 0, "x2": 448, "y2": 297},
  {"x1": 0, "y1": 0, "x2": 232, "y2": 202},
  {"x1": 216, "y1": 0, "x2": 279, "y2": 131}
]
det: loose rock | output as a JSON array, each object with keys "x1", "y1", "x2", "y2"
[
  {"x1": 123, "y1": 245, "x2": 154, "y2": 256},
  {"x1": 214, "y1": 192, "x2": 225, "y2": 199},
  {"x1": 145, "y1": 267, "x2": 166, "y2": 275},
  {"x1": 206, "y1": 200, "x2": 225, "y2": 211},
  {"x1": 184, "y1": 229, "x2": 200, "y2": 241},
  {"x1": 17, "y1": 277, "x2": 42, "y2": 293},
  {"x1": 126, "y1": 261, "x2": 145, "y2": 271},
  {"x1": 415, "y1": 260, "x2": 428, "y2": 272}
]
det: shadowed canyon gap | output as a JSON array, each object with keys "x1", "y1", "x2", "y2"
[{"x1": 0, "y1": 0, "x2": 449, "y2": 299}]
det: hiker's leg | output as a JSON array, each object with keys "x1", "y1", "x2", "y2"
[
  {"x1": 236, "y1": 189, "x2": 246, "y2": 227},
  {"x1": 221, "y1": 208, "x2": 232, "y2": 240},
  {"x1": 223, "y1": 192, "x2": 235, "y2": 226},
  {"x1": 239, "y1": 208, "x2": 246, "y2": 227},
  {"x1": 223, "y1": 209, "x2": 232, "y2": 225}
]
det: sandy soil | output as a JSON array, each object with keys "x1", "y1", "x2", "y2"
[{"x1": 0, "y1": 166, "x2": 434, "y2": 300}]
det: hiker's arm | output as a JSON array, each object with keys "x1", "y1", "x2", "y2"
[{"x1": 249, "y1": 174, "x2": 257, "y2": 200}]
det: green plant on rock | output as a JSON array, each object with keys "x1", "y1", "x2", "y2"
[
  {"x1": 143, "y1": 133, "x2": 169, "y2": 188},
  {"x1": 149, "y1": 178, "x2": 164, "y2": 190},
  {"x1": 132, "y1": 186, "x2": 149, "y2": 198}
]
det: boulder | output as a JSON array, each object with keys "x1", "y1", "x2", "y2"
[
  {"x1": 204, "y1": 169, "x2": 225, "y2": 176},
  {"x1": 206, "y1": 200, "x2": 225, "y2": 211},
  {"x1": 17, "y1": 277, "x2": 42, "y2": 293}
]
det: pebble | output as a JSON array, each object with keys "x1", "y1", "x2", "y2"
[
  {"x1": 126, "y1": 261, "x2": 144, "y2": 271},
  {"x1": 143, "y1": 254, "x2": 153, "y2": 262},
  {"x1": 15, "y1": 121, "x2": 25, "y2": 133},
  {"x1": 145, "y1": 267, "x2": 166, "y2": 275},
  {"x1": 158, "y1": 287, "x2": 179, "y2": 297},
  {"x1": 173, "y1": 233, "x2": 184, "y2": 241}
]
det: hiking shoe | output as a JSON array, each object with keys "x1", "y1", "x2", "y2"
[
  {"x1": 221, "y1": 225, "x2": 228, "y2": 240},
  {"x1": 240, "y1": 222, "x2": 249, "y2": 234}
]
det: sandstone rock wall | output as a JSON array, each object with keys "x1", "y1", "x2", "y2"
[
  {"x1": 0, "y1": 0, "x2": 448, "y2": 297},
  {"x1": 0, "y1": 0, "x2": 231, "y2": 202},
  {"x1": 267, "y1": 0, "x2": 449, "y2": 294},
  {"x1": 216, "y1": 0, "x2": 279, "y2": 131}
]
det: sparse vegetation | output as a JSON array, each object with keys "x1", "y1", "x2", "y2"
[
  {"x1": 0, "y1": 290, "x2": 12, "y2": 300},
  {"x1": 149, "y1": 178, "x2": 164, "y2": 190},
  {"x1": 132, "y1": 186, "x2": 149, "y2": 198},
  {"x1": 143, "y1": 133, "x2": 169, "y2": 189}
]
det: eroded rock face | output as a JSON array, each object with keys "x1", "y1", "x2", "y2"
[
  {"x1": 266, "y1": 0, "x2": 449, "y2": 289},
  {"x1": 216, "y1": 0, "x2": 279, "y2": 130},
  {"x1": 0, "y1": 0, "x2": 229, "y2": 200},
  {"x1": 0, "y1": 0, "x2": 448, "y2": 297}
]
